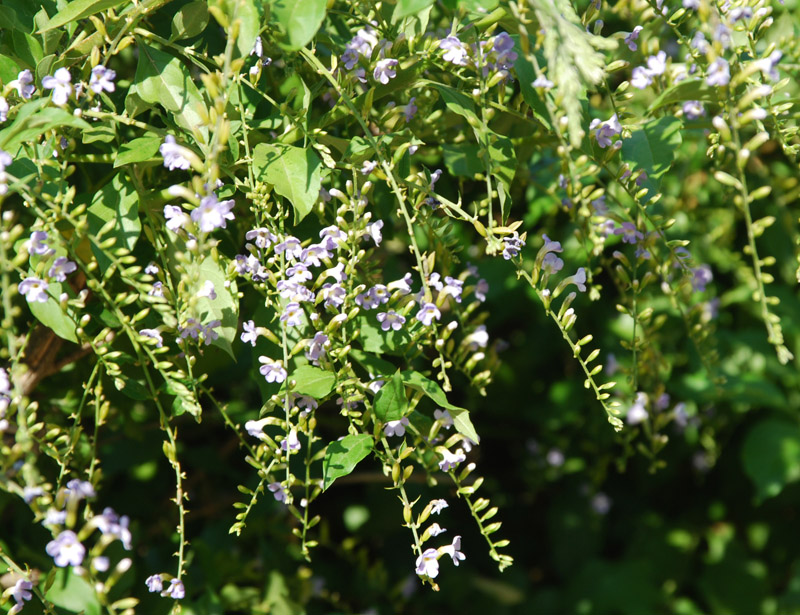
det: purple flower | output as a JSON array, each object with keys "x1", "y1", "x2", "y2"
[
  {"x1": 46, "y1": 530, "x2": 85, "y2": 567},
  {"x1": 532, "y1": 75, "x2": 554, "y2": 89},
  {"x1": 300, "y1": 243, "x2": 331, "y2": 267},
  {"x1": 305, "y1": 332, "x2": 329, "y2": 362},
  {"x1": 365, "y1": 220, "x2": 383, "y2": 245},
  {"x1": 376, "y1": 310, "x2": 406, "y2": 331},
  {"x1": 18, "y1": 278, "x2": 49, "y2": 303},
  {"x1": 542, "y1": 252, "x2": 564, "y2": 274},
  {"x1": 474, "y1": 278, "x2": 488, "y2": 302},
  {"x1": 160, "y1": 136, "x2": 192, "y2": 171},
  {"x1": 92, "y1": 507, "x2": 132, "y2": 549},
  {"x1": 624, "y1": 26, "x2": 643, "y2": 51},
  {"x1": 388, "y1": 273, "x2": 413, "y2": 295},
  {"x1": 361, "y1": 160, "x2": 377, "y2": 175},
  {"x1": 442, "y1": 535, "x2": 465, "y2": 566},
  {"x1": 139, "y1": 328, "x2": 163, "y2": 347},
  {"x1": 384, "y1": 417, "x2": 410, "y2": 437},
  {"x1": 66, "y1": 479, "x2": 95, "y2": 499},
  {"x1": 29, "y1": 230, "x2": 54, "y2": 256},
  {"x1": 258, "y1": 356, "x2": 287, "y2": 383},
  {"x1": 590, "y1": 114, "x2": 623, "y2": 148},
  {"x1": 630, "y1": 66, "x2": 653, "y2": 89},
  {"x1": 89, "y1": 65, "x2": 116, "y2": 93},
  {"x1": 241, "y1": 320, "x2": 259, "y2": 346},
  {"x1": 415, "y1": 302, "x2": 441, "y2": 326},
  {"x1": 275, "y1": 236, "x2": 303, "y2": 260},
  {"x1": 320, "y1": 226, "x2": 347, "y2": 251},
  {"x1": 613, "y1": 222, "x2": 644, "y2": 244},
  {"x1": 492, "y1": 32, "x2": 517, "y2": 69},
  {"x1": 502, "y1": 232, "x2": 525, "y2": 260},
  {"x1": 47, "y1": 256, "x2": 78, "y2": 282},
  {"x1": 713, "y1": 24, "x2": 732, "y2": 48},
  {"x1": 566, "y1": 267, "x2": 587, "y2": 292},
  {"x1": 646, "y1": 51, "x2": 667, "y2": 76},
  {"x1": 42, "y1": 68, "x2": 72, "y2": 105},
  {"x1": 191, "y1": 193, "x2": 235, "y2": 232},
  {"x1": 201, "y1": 320, "x2": 221, "y2": 345},
  {"x1": 280, "y1": 302, "x2": 304, "y2": 327},
  {"x1": 164, "y1": 579, "x2": 185, "y2": 599},
  {"x1": 146, "y1": 575, "x2": 163, "y2": 593},
  {"x1": 441, "y1": 276, "x2": 463, "y2": 303},
  {"x1": 245, "y1": 227, "x2": 276, "y2": 249},
  {"x1": 682, "y1": 100, "x2": 705, "y2": 119},
  {"x1": 415, "y1": 548, "x2": 440, "y2": 578},
  {"x1": 163, "y1": 205, "x2": 189, "y2": 232},
  {"x1": 320, "y1": 283, "x2": 346, "y2": 309},
  {"x1": 434, "y1": 409, "x2": 453, "y2": 428},
  {"x1": 706, "y1": 58, "x2": 730, "y2": 87},
  {"x1": 757, "y1": 50, "x2": 782, "y2": 81},
  {"x1": 691, "y1": 264, "x2": 713, "y2": 292},
  {"x1": 691, "y1": 31, "x2": 709, "y2": 53},
  {"x1": 373, "y1": 58, "x2": 398, "y2": 84},
  {"x1": 268, "y1": 482, "x2": 288, "y2": 503},
  {"x1": 197, "y1": 280, "x2": 216, "y2": 300},
  {"x1": 591, "y1": 492, "x2": 612, "y2": 514},
  {"x1": 440, "y1": 35, "x2": 469, "y2": 66},
  {"x1": 404, "y1": 97, "x2": 417, "y2": 122},
  {"x1": 287, "y1": 263, "x2": 312, "y2": 283},
  {"x1": 9, "y1": 69, "x2": 35, "y2": 99},
  {"x1": 280, "y1": 428, "x2": 301, "y2": 452},
  {"x1": 430, "y1": 498, "x2": 449, "y2": 515},
  {"x1": 438, "y1": 448, "x2": 466, "y2": 471}
]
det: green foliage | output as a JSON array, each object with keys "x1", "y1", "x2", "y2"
[
  {"x1": 252, "y1": 143, "x2": 322, "y2": 224},
  {"x1": 323, "y1": 434, "x2": 374, "y2": 490}
]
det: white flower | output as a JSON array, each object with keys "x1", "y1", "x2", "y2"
[
  {"x1": 191, "y1": 193, "x2": 235, "y2": 232},
  {"x1": 163, "y1": 205, "x2": 189, "y2": 232},
  {"x1": 160, "y1": 135, "x2": 192, "y2": 171},
  {"x1": 45, "y1": 530, "x2": 85, "y2": 567},
  {"x1": 427, "y1": 522, "x2": 447, "y2": 537},
  {"x1": 415, "y1": 302, "x2": 441, "y2": 326},
  {"x1": 0, "y1": 96, "x2": 8, "y2": 123},
  {"x1": 18, "y1": 278, "x2": 49, "y2": 303},
  {"x1": 415, "y1": 548, "x2": 440, "y2": 578},
  {"x1": 281, "y1": 428, "x2": 301, "y2": 452},
  {"x1": 438, "y1": 448, "x2": 466, "y2": 471},
  {"x1": 439, "y1": 35, "x2": 468, "y2": 66},
  {"x1": 373, "y1": 58, "x2": 398, "y2": 84},
  {"x1": 430, "y1": 498, "x2": 449, "y2": 515},
  {"x1": 42, "y1": 68, "x2": 72, "y2": 105},
  {"x1": 9, "y1": 69, "x2": 35, "y2": 98},
  {"x1": 258, "y1": 356, "x2": 287, "y2": 383},
  {"x1": 139, "y1": 328, "x2": 163, "y2": 347},
  {"x1": 442, "y1": 535, "x2": 465, "y2": 566},
  {"x1": 197, "y1": 280, "x2": 217, "y2": 300},
  {"x1": 384, "y1": 417, "x2": 410, "y2": 437},
  {"x1": 241, "y1": 320, "x2": 259, "y2": 346},
  {"x1": 365, "y1": 220, "x2": 384, "y2": 245},
  {"x1": 434, "y1": 409, "x2": 453, "y2": 429},
  {"x1": 627, "y1": 392, "x2": 649, "y2": 425},
  {"x1": 89, "y1": 65, "x2": 116, "y2": 93},
  {"x1": 268, "y1": 482, "x2": 288, "y2": 503}
]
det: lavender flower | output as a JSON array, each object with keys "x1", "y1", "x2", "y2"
[
  {"x1": 365, "y1": 220, "x2": 383, "y2": 245},
  {"x1": 646, "y1": 51, "x2": 667, "y2": 76},
  {"x1": 280, "y1": 302, "x2": 304, "y2": 327},
  {"x1": 384, "y1": 417, "x2": 410, "y2": 437},
  {"x1": 415, "y1": 548, "x2": 440, "y2": 578},
  {"x1": 502, "y1": 232, "x2": 525, "y2": 260},
  {"x1": 434, "y1": 409, "x2": 453, "y2": 428},
  {"x1": 373, "y1": 58, "x2": 398, "y2": 84},
  {"x1": 474, "y1": 278, "x2": 488, "y2": 302},
  {"x1": 300, "y1": 243, "x2": 331, "y2": 267},
  {"x1": 305, "y1": 332, "x2": 329, "y2": 362},
  {"x1": 377, "y1": 310, "x2": 406, "y2": 331},
  {"x1": 361, "y1": 160, "x2": 377, "y2": 175},
  {"x1": 691, "y1": 31, "x2": 709, "y2": 53},
  {"x1": 281, "y1": 428, "x2": 301, "y2": 452},
  {"x1": 89, "y1": 65, "x2": 116, "y2": 93},
  {"x1": 404, "y1": 97, "x2": 417, "y2": 122},
  {"x1": 268, "y1": 482, "x2": 288, "y2": 503},
  {"x1": 439, "y1": 35, "x2": 468, "y2": 66},
  {"x1": 160, "y1": 136, "x2": 192, "y2": 171},
  {"x1": 614, "y1": 222, "x2": 644, "y2": 244},
  {"x1": 92, "y1": 507, "x2": 132, "y2": 549},
  {"x1": 0, "y1": 97, "x2": 8, "y2": 123},
  {"x1": 706, "y1": 58, "x2": 730, "y2": 87},
  {"x1": 42, "y1": 68, "x2": 72, "y2": 105},
  {"x1": 146, "y1": 575, "x2": 163, "y2": 592},
  {"x1": 691, "y1": 264, "x2": 713, "y2": 292},
  {"x1": 18, "y1": 278, "x2": 49, "y2": 303},
  {"x1": 627, "y1": 392, "x2": 649, "y2": 424},
  {"x1": 9, "y1": 69, "x2": 35, "y2": 98},
  {"x1": 542, "y1": 252, "x2": 564, "y2": 275},
  {"x1": 139, "y1": 328, "x2": 164, "y2": 347},
  {"x1": 46, "y1": 530, "x2": 85, "y2": 567},
  {"x1": 241, "y1": 320, "x2": 259, "y2": 346},
  {"x1": 258, "y1": 356, "x2": 287, "y2": 383},
  {"x1": 9, "y1": 579, "x2": 33, "y2": 614},
  {"x1": 682, "y1": 100, "x2": 705, "y2": 119},
  {"x1": 590, "y1": 113, "x2": 623, "y2": 148},
  {"x1": 430, "y1": 498, "x2": 449, "y2": 515},
  {"x1": 196, "y1": 280, "x2": 216, "y2": 300},
  {"x1": 66, "y1": 479, "x2": 95, "y2": 499},
  {"x1": 164, "y1": 579, "x2": 185, "y2": 599},
  {"x1": 320, "y1": 226, "x2": 347, "y2": 251},
  {"x1": 532, "y1": 75, "x2": 554, "y2": 89},
  {"x1": 415, "y1": 303, "x2": 441, "y2": 326},
  {"x1": 163, "y1": 205, "x2": 189, "y2": 232},
  {"x1": 191, "y1": 193, "x2": 235, "y2": 232},
  {"x1": 492, "y1": 32, "x2": 517, "y2": 69},
  {"x1": 442, "y1": 535, "x2": 466, "y2": 566},
  {"x1": 28, "y1": 230, "x2": 54, "y2": 256},
  {"x1": 624, "y1": 26, "x2": 643, "y2": 51},
  {"x1": 565, "y1": 267, "x2": 587, "y2": 292},
  {"x1": 320, "y1": 283, "x2": 346, "y2": 309},
  {"x1": 274, "y1": 236, "x2": 303, "y2": 260},
  {"x1": 388, "y1": 273, "x2": 413, "y2": 295},
  {"x1": 245, "y1": 227, "x2": 276, "y2": 249},
  {"x1": 438, "y1": 448, "x2": 466, "y2": 471},
  {"x1": 756, "y1": 50, "x2": 782, "y2": 81}
]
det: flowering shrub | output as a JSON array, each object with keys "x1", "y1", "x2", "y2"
[{"x1": 1, "y1": 0, "x2": 799, "y2": 613}]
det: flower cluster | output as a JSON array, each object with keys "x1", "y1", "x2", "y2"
[{"x1": 17, "y1": 231, "x2": 78, "y2": 304}]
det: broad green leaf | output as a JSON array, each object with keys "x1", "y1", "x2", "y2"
[
  {"x1": 165, "y1": 375, "x2": 202, "y2": 418},
  {"x1": 39, "y1": 0, "x2": 128, "y2": 32},
  {"x1": 355, "y1": 315, "x2": 411, "y2": 355},
  {"x1": 252, "y1": 143, "x2": 321, "y2": 224},
  {"x1": 442, "y1": 143, "x2": 484, "y2": 178},
  {"x1": 193, "y1": 257, "x2": 239, "y2": 358},
  {"x1": 114, "y1": 135, "x2": 162, "y2": 167},
  {"x1": 171, "y1": 0, "x2": 210, "y2": 40},
  {"x1": 268, "y1": 0, "x2": 326, "y2": 50},
  {"x1": 46, "y1": 567, "x2": 102, "y2": 615},
  {"x1": 401, "y1": 370, "x2": 480, "y2": 443},
  {"x1": 649, "y1": 78, "x2": 716, "y2": 112},
  {"x1": 28, "y1": 279, "x2": 78, "y2": 343},
  {"x1": 0, "y1": 100, "x2": 91, "y2": 156},
  {"x1": 348, "y1": 348, "x2": 396, "y2": 377},
  {"x1": 620, "y1": 116, "x2": 682, "y2": 202},
  {"x1": 323, "y1": 434, "x2": 374, "y2": 490},
  {"x1": 393, "y1": 0, "x2": 434, "y2": 20},
  {"x1": 87, "y1": 174, "x2": 141, "y2": 273},
  {"x1": 291, "y1": 364, "x2": 335, "y2": 399},
  {"x1": 0, "y1": 6, "x2": 26, "y2": 32},
  {"x1": 234, "y1": 0, "x2": 260, "y2": 58},
  {"x1": 11, "y1": 30, "x2": 43, "y2": 69},
  {"x1": 742, "y1": 419, "x2": 800, "y2": 502},
  {"x1": 488, "y1": 132, "x2": 516, "y2": 190},
  {"x1": 0, "y1": 55, "x2": 19, "y2": 83},
  {"x1": 374, "y1": 371, "x2": 406, "y2": 422},
  {"x1": 430, "y1": 82, "x2": 480, "y2": 126},
  {"x1": 130, "y1": 42, "x2": 208, "y2": 144}
]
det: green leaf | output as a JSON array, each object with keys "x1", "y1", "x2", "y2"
[
  {"x1": 291, "y1": 364, "x2": 335, "y2": 398},
  {"x1": 39, "y1": 0, "x2": 128, "y2": 32},
  {"x1": 0, "y1": 99, "x2": 90, "y2": 154},
  {"x1": 620, "y1": 116, "x2": 682, "y2": 202},
  {"x1": 232, "y1": 0, "x2": 259, "y2": 58},
  {"x1": 0, "y1": 6, "x2": 27, "y2": 32},
  {"x1": 649, "y1": 78, "x2": 716, "y2": 112},
  {"x1": 268, "y1": 0, "x2": 326, "y2": 50},
  {"x1": 114, "y1": 135, "x2": 162, "y2": 167},
  {"x1": 193, "y1": 257, "x2": 239, "y2": 358},
  {"x1": 488, "y1": 132, "x2": 516, "y2": 190},
  {"x1": 28, "y1": 280, "x2": 78, "y2": 343},
  {"x1": 393, "y1": 0, "x2": 434, "y2": 20},
  {"x1": 442, "y1": 143, "x2": 483, "y2": 178},
  {"x1": 430, "y1": 82, "x2": 480, "y2": 126},
  {"x1": 355, "y1": 315, "x2": 411, "y2": 355},
  {"x1": 348, "y1": 348, "x2": 396, "y2": 376},
  {"x1": 323, "y1": 434, "x2": 374, "y2": 490},
  {"x1": 45, "y1": 567, "x2": 102, "y2": 615},
  {"x1": 87, "y1": 174, "x2": 141, "y2": 272},
  {"x1": 130, "y1": 42, "x2": 208, "y2": 143},
  {"x1": 170, "y1": 0, "x2": 209, "y2": 40},
  {"x1": 374, "y1": 371, "x2": 406, "y2": 421},
  {"x1": 0, "y1": 55, "x2": 19, "y2": 84},
  {"x1": 742, "y1": 418, "x2": 800, "y2": 503},
  {"x1": 11, "y1": 30, "x2": 43, "y2": 69},
  {"x1": 401, "y1": 370, "x2": 480, "y2": 443},
  {"x1": 252, "y1": 143, "x2": 322, "y2": 224}
]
